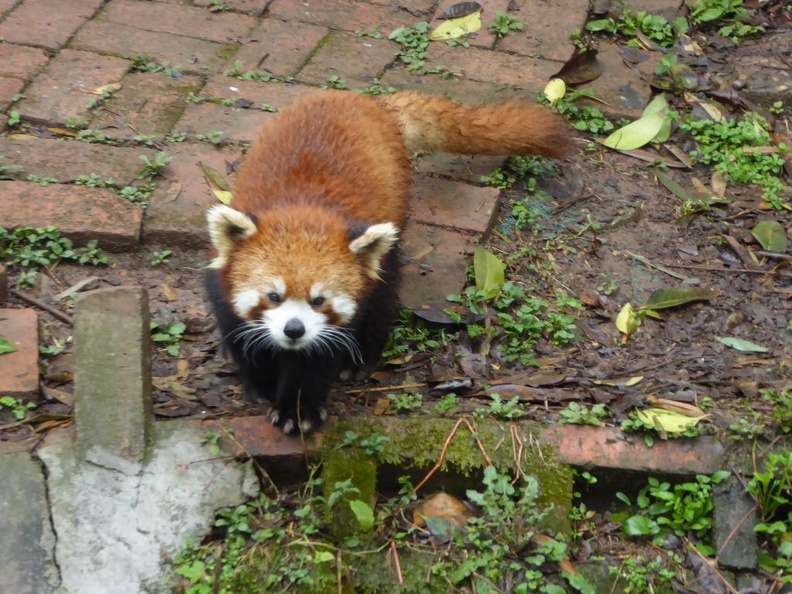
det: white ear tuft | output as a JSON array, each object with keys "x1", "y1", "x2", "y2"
[
  {"x1": 206, "y1": 205, "x2": 257, "y2": 269},
  {"x1": 349, "y1": 222, "x2": 399, "y2": 280}
]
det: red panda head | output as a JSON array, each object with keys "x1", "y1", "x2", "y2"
[{"x1": 207, "y1": 204, "x2": 398, "y2": 357}]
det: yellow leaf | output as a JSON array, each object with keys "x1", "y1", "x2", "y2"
[
  {"x1": 429, "y1": 10, "x2": 482, "y2": 40},
  {"x1": 544, "y1": 78, "x2": 567, "y2": 102},
  {"x1": 212, "y1": 189, "x2": 233, "y2": 205},
  {"x1": 615, "y1": 302, "x2": 640, "y2": 341},
  {"x1": 602, "y1": 94, "x2": 669, "y2": 150},
  {"x1": 635, "y1": 408, "x2": 705, "y2": 434}
]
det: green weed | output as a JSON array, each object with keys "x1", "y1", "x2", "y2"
[
  {"x1": 387, "y1": 391, "x2": 423, "y2": 413},
  {"x1": 609, "y1": 553, "x2": 680, "y2": 594},
  {"x1": 150, "y1": 249, "x2": 172, "y2": 267},
  {"x1": 0, "y1": 395, "x2": 36, "y2": 420},
  {"x1": 389, "y1": 22, "x2": 431, "y2": 72},
  {"x1": 487, "y1": 11, "x2": 525, "y2": 38},
  {"x1": 586, "y1": 10, "x2": 687, "y2": 47},
  {"x1": 558, "y1": 402, "x2": 609, "y2": 426},
  {"x1": 688, "y1": 0, "x2": 764, "y2": 41},
  {"x1": 150, "y1": 320, "x2": 186, "y2": 357}
]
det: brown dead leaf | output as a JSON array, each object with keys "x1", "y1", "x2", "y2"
[
  {"x1": 373, "y1": 397, "x2": 390, "y2": 416},
  {"x1": 41, "y1": 385, "x2": 74, "y2": 407},
  {"x1": 161, "y1": 284, "x2": 177, "y2": 303},
  {"x1": 91, "y1": 82, "x2": 121, "y2": 96},
  {"x1": 47, "y1": 127, "x2": 77, "y2": 137},
  {"x1": 413, "y1": 492, "x2": 472, "y2": 529},
  {"x1": 525, "y1": 369, "x2": 566, "y2": 387},
  {"x1": 645, "y1": 395, "x2": 706, "y2": 418},
  {"x1": 176, "y1": 358, "x2": 190, "y2": 380},
  {"x1": 152, "y1": 376, "x2": 198, "y2": 400}
]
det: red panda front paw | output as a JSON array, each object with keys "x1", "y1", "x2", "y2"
[{"x1": 269, "y1": 406, "x2": 328, "y2": 435}]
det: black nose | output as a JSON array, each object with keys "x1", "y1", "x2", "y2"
[{"x1": 283, "y1": 318, "x2": 305, "y2": 340}]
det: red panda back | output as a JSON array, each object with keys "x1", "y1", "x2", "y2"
[{"x1": 232, "y1": 91, "x2": 412, "y2": 228}]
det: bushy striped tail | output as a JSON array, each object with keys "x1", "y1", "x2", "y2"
[{"x1": 379, "y1": 91, "x2": 573, "y2": 159}]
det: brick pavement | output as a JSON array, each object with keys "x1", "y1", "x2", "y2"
[{"x1": 0, "y1": 0, "x2": 668, "y2": 454}]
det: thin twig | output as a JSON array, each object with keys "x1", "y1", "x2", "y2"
[
  {"x1": 10, "y1": 288, "x2": 74, "y2": 324},
  {"x1": 345, "y1": 382, "x2": 426, "y2": 395},
  {"x1": 390, "y1": 540, "x2": 403, "y2": 585}
]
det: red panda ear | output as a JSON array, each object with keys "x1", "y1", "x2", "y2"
[
  {"x1": 349, "y1": 222, "x2": 399, "y2": 280},
  {"x1": 206, "y1": 205, "x2": 258, "y2": 269}
]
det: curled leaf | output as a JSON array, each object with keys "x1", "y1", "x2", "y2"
[
  {"x1": 473, "y1": 247, "x2": 505, "y2": 300},
  {"x1": 602, "y1": 94, "x2": 669, "y2": 151},
  {"x1": 716, "y1": 336, "x2": 769, "y2": 353},
  {"x1": 438, "y1": 2, "x2": 482, "y2": 19},
  {"x1": 634, "y1": 407, "x2": 705, "y2": 434},
  {"x1": 0, "y1": 336, "x2": 17, "y2": 355},
  {"x1": 349, "y1": 500, "x2": 375, "y2": 531},
  {"x1": 615, "y1": 302, "x2": 640, "y2": 341},
  {"x1": 543, "y1": 78, "x2": 567, "y2": 102},
  {"x1": 430, "y1": 9, "x2": 482, "y2": 40},
  {"x1": 751, "y1": 221, "x2": 788, "y2": 253},
  {"x1": 641, "y1": 287, "x2": 717, "y2": 310}
]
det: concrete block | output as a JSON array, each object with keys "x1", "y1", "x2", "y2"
[
  {"x1": 74, "y1": 286, "x2": 153, "y2": 464},
  {"x1": 0, "y1": 448, "x2": 59, "y2": 594},
  {"x1": 0, "y1": 308, "x2": 39, "y2": 399}
]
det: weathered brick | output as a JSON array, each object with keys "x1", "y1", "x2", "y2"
[
  {"x1": 411, "y1": 174, "x2": 500, "y2": 235},
  {"x1": 89, "y1": 71, "x2": 203, "y2": 140},
  {"x1": 499, "y1": 0, "x2": 587, "y2": 62},
  {"x1": 0, "y1": 308, "x2": 39, "y2": 399},
  {"x1": 101, "y1": 0, "x2": 257, "y2": 43},
  {"x1": 17, "y1": 49, "x2": 130, "y2": 126},
  {"x1": 0, "y1": 0, "x2": 18, "y2": 14},
  {"x1": 297, "y1": 31, "x2": 396, "y2": 89},
  {"x1": 0, "y1": 0, "x2": 105, "y2": 50},
  {"x1": 74, "y1": 286, "x2": 152, "y2": 464},
  {"x1": 0, "y1": 77, "x2": 24, "y2": 110},
  {"x1": 174, "y1": 102, "x2": 273, "y2": 144},
  {"x1": 143, "y1": 143, "x2": 243, "y2": 247},
  {"x1": 400, "y1": 222, "x2": 473, "y2": 310},
  {"x1": 192, "y1": 0, "x2": 271, "y2": 15},
  {"x1": 379, "y1": 68, "x2": 528, "y2": 104},
  {"x1": 200, "y1": 77, "x2": 321, "y2": 107},
  {"x1": 71, "y1": 20, "x2": 237, "y2": 74},
  {"x1": 0, "y1": 181, "x2": 142, "y2": 251},
  {"x1": 268, "y1": 0, "x2": 414, "y2": 33},
  {"x1": 414, "y1": 153, "x2": 506, "y2": 184},
  {"x1": 426, "y1": 43, "x2": 559, "y2": 94},
  {"x1": 0, "y1": 44, "x2": 49, "y2": 79},
  {"x1": 432, "y1": 0, "x2": 510, "y2": 50},
  {"x1": 0, "y1": 264, "x2": 7, "y2": 303},
  {"x1": 0, "y1": 136, "x2": 156, "y2": 186},
  {"x1": 230, "y1": 18, "x2": 329, "y2": 77}
]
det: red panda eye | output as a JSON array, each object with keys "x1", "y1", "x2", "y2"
[
  {"x1": 267, "y1": 292, "x2": 281, "y2": 304},
  {"x1": 311, "y1": 296, "x2": 326, "y2": 307}
]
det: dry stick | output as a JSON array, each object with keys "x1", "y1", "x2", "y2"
[
  {"x1": 685, "y1": 539, "x2": 740, "y2": 594},
  {"x1": 413, "y1": 418, "x2": 493, "y2": 493},
  {"x1": 10, "y1": 288, "x2": 74, "y2": 325},
  {"x1": 390, "y1": 540, "x2": 403, "y2": 585},
  {"x1": 345, "y1": 383, "x2": 426, "y2": 395},
  {"x1": 665, "y1": 263, "x2": 792, "y2": 277}
]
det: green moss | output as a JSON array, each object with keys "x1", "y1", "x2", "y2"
[{"x1": 322, "y1": 445, "x2": 378, "y2": 540}]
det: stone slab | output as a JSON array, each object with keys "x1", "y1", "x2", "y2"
[
  {"x1": 0, "y1": 0, "x2": 105, "y2": 50},
  {"x1": 411, "y1": 174, "x2": 500, "y2": 235},
  {"x1": 143, "y1": 143, "x2": 243, "y2": 247},
  {"x1": 713, "y1": 475, "x2": 758, "y2": 570},
  {"x1": 499, "y1": 0, "x2": 587, "y2": 62},
  {"x1": 39, "y1": 421, "x2": 258, "y2": 594},
  {"x1": 400, "y1": 222, "x2": 473, "y2": 310},
  {"x1": 0, "y1": 181, "x2": 142, "y2": 251},
  {"x1": 0, "y1": 308, "x2": 38, "y2": 399},
  {"x1": 89, "y1": 71, "x2": 203, "y2": 140},
  {"x1": 0, "y1": 136, "x2": 156, "y2": 186},
  {"x1": 0, "y1": 449, "x2": 59, "y2": 594},
  {"x1": 100, "y1": 0, "x2": 257, "y2": 43},
  {"x1": 71, "y1": 20, "x2": 236, "y2": 74},
  {"x1": 268, "y1": 0, "x2": 415, "y2": 33},
  {"x1": 17, "y1": 49, "x2": 130, "y2": 126},
  {"x1": 231, "y1": 18, "x2": 329, "y2": 77},
  {"x1": 297, "y1": 30, "x2": 397, "y2": 89},
  {"x1": 74, "y1": 287, "x2": 152, "y2": 464}
]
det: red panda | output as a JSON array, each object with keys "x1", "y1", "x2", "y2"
[{"x1": 205, "y1": 90, "x2": 573, "y2": 435}]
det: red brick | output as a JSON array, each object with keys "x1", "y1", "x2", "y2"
[
  {"x1": 410, "y1": 175, "x2": 500, "y2": 235},
  {"x1": 0, "y1": 0, "x2": 18, "y2": 14},
  {"x1": 200, "y1": 77, "x2": 321, "y2": 108},
  {"x1": 0, "y1": 136, "x2": 156, "y2": 187},
  {"x1": 380, "y1": 68, "x2": 528, "y2": 104},
  {"x1": 0, "y1": 182, "x2": 142, "y2": 251},
  {"x1": 17, "y1": 50, "x2": 130, "y2": 126},
  {"x1": 200, "y1": 416, "x2": 323, "y2": 457},
  {"x1": 71, "y1": 21, "x2": 236, "y2": 73},
  {"x1": 0, "y1": 309, "x2": 39, "y2": 399},
  {"x1": 230, "y1": 18, "x2": 329, "y2": 77},
  {"x1": 426, "y1": 43, "x2": 558, "y2": 94},
  {"x1": 297, "y1": 31, "x2": 396, "y2": 89},
  {"x1": 192, "y1": 0, "x2": 271, "y2": 15},
  {"x1": 174, "y1": 102, "x2": 273, "y2": 144},
  {"x1": 0, "y1": 0, "x2": 105, "y2": 50},
  {"x1": 0, "y1": 78, "x2": 24, "y2": 110},
  {"x1": 540, "y1": 425, "x2": 725, "y2": 475},
  {"x1": 143, "y1": 143, "x2": 243, "y2": 247},
  {"x1": 101, "y1": 0, "x2": 257, "y2": 43},
  {"x1": 432, "y1": 0, "x2": 510, "y2": 50},
  {"x1": 400, "y1": 222, "x2": 473, "y2": 309},
  {"x1": 499, "y1": 0, "x2": 587, "y2": 63},
  {"x1": 89, "y1": 71, "x2": 203, "y2": 140},
  {"x1": 0, "y1": 45, "x2": 49, "y2": 79},
  {"x1": 269, "y1": 0, "x2": 414, "y2": 33}
]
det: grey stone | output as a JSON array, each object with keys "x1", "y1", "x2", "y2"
[
  {"x1": 713, "y1": 475, "x2": 758, "y2": 570},
  {"x1": 74, "y1": 286, "x2": 153, "y2": 464},
  {"x1": 0, "y1": 447, "x2": 60, "y2": 594},
  {"x1": 39, "y1": 422, "x2": 259, "y2": 594}
]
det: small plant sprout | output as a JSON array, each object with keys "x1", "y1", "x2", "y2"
[
  {"x1": 387, "y1": 391, "x2": 423, "y2": 413},
  {"x1": 0, "y1": 396, "x2": 36, "y2": 420},
  {"x1": 137, "y1": 151, "x2": 173, "y2": 179},
  {"x1": 150, "y1": 249, "x2": 172, "y2": 267},
  {"x1": 487, "y1": 11, "x2": 525, "y2": 38},
  {"x1": 150, "y1": 321, "x2": 186, "y2": 357}
]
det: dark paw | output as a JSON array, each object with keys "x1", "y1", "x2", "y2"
[{"x1": 269, "y1": 406, "x2": 328, "y2": 436}]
